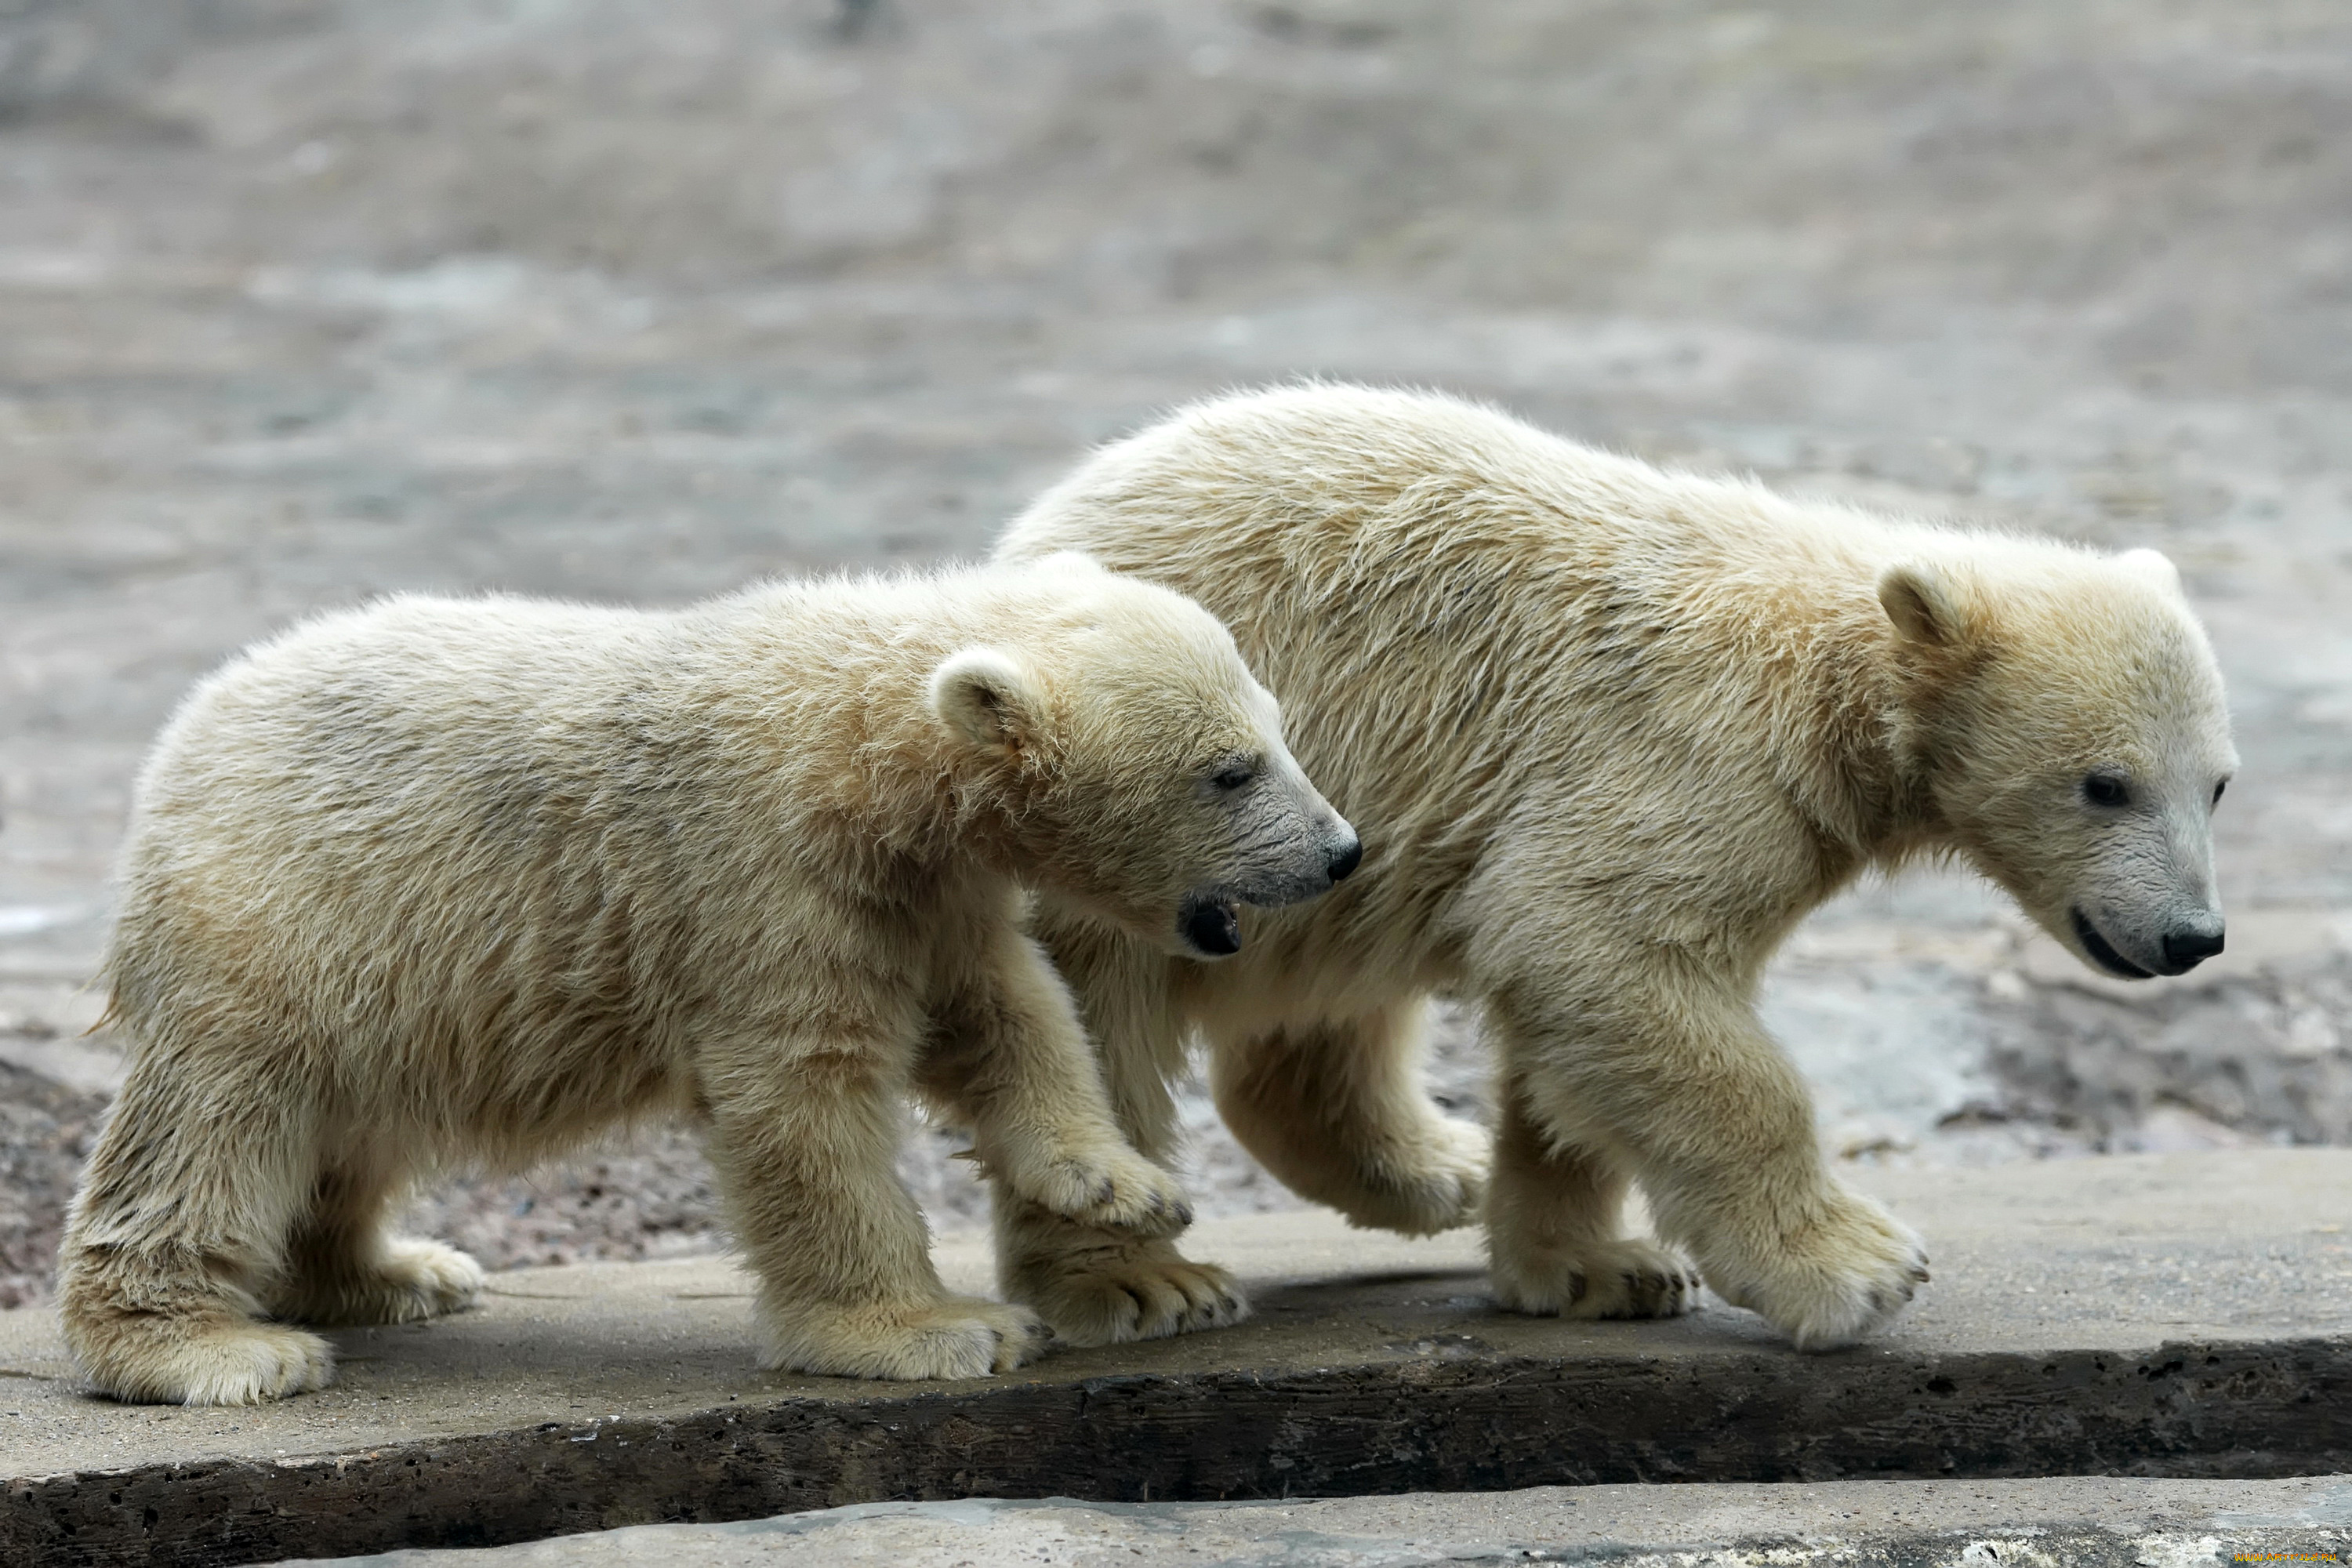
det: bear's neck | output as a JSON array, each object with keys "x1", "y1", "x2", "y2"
[
  {"x1": 822, "y1": 677, "x2": 1034, "y2": 868},
  {"x1": 686, "y1": 588, "x2": 1026, "y2": 871},
  {"x1": 1795, "y1": 594, "x2": 1955, "y2": 877}
]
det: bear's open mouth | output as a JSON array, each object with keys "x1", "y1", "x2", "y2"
[
  {"x1": 2071, "y1": 908, "x2": 2154, "y2": 980},
  {"x1": 1178, "y1": 895, "x2": 1242, "y2": 957}
]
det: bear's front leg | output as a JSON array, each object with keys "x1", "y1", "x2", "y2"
[
  {"x1": 918, "y1": 931, "x2": 1192, "y2": 1240},
  {"x1": 701, "y1": 1030, "x2": 1051, "y2": 1381},
  {"x1": 1492, "y1": 968, "x2": 1929, "y2": 1352}
]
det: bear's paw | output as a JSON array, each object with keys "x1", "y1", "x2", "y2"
[
  {"x1": 1015, "y1": 1145, "x2": 1195, "y2": 1239},
  {"x1": 758, "y1": 1296, "x2": 1052, "y2": 1381},
  {"x1": 1489, "y1": 1236, "x2": 1704, "y2": 1320},
  {"x1": 80, "y1": 1319, "x2": 336, "y2": 1406},
  {"x1": 1004, "y1": 1237, "x2": 1248, "y2": 1347},
  {"x1": 1332, "y1": 1114, "x2": 1491, "y2": 1237},
  {"x1": 276, "y1": 1238, "x2": 486, "y2": 1327},
  {"x1": 1700, "y1": 1188, "x2": 1930, "y2": 1352}
]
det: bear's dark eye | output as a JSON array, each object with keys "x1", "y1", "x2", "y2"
[
  {"x1": 2081, "y1": 772, "x2": 2131, "y2": 809},
  {"x1": 2212, "y1": 779, "x2": 2228, "y2": 808},
  {"x1": 1212, "y1": 764, "x2": 1255, "y2": 793}
]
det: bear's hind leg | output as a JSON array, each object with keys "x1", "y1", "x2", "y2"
[
  {"x1": 268, "y1": 1149, "x2": 483, "y2": 1327},
  {"x1": 706, "y1": 1034, "x2": 1051, "y2": 1381},
  {"x1": 58, "y1": 1054, "x2": 335, "y2": 1405},
  {"x1": 1209, "y1": 1000, "x2": 1489, "y2": 1237},
  {"x1": 1483, "y1": 1076, "x2": 1702, "y2": 1319}
]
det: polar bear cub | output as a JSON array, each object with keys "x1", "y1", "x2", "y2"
[
  {"x1": 994, "y1": 384, "x2": 2234, "y2": 1355},
  {"x1": 60, "y1": 554, "x2": 1359, "y2": 1405}
]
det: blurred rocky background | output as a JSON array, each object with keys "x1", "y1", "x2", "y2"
[{"x1": 6, "y1": 0, "x2": 2352, "y2": 1306}]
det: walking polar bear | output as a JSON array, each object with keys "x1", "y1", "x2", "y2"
[
  {"x1": 995, "y1": 384, "x2": 2234, "y2": 1352},
  {"x1": 61, "y1": 554, "x2": 1359, "y2": 1404}
]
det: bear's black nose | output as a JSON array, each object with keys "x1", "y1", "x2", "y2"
[
  {"x1": 2161, "y1": 923, "x2": 2225, "y2": 970},
  {"x1": 1327, "y1": 837, "x2": 1363, "y2": 883}
]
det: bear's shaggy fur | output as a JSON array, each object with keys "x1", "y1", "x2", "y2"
[
  {"x1": 60, "y1": 554, "x2": 1357, "y2": 1404},
  {"x1": 996, "y1": 385, "x2": 2234, "y2": 1352}
]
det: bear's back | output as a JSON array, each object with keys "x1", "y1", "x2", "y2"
[{"x1": 1000, "y1": 385, "x2": 1973, "y2": 969}]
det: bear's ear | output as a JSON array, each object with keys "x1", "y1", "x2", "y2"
[
  {"x1": 1877, "y1": 561, "x2": 1986, "y2": 651},
  {"x1": 928, "y1": 648, "x2": 1045, "y2": 753},
  {"x1": 2117, "y1": 547, "x2": 2183, "y2": 597},
  {"x1": 1033, "y1": 550, "x2": 1110, "y2": 577}
]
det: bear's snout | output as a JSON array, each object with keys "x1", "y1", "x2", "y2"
[
  {"x1": 2161, "y1": 918, "x2": 2225, "y2": 972},
  {"x1": 2074, "y1": 906, "x2": 2227, "y2": 979}
]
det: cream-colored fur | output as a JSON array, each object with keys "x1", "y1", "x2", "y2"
[
  {"x1": 60, "y1": 554, "x2": 1356, "y2": 1404},
  {"x1": 996, "y1": 384, "x2": 2235, "y2": 1352}
]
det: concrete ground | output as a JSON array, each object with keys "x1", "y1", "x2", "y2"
[
  {"x1": 6, "y1": 1151, "x2": 2351, "y2": 1564},
  {"x1": 278, "y1": 1480, "x2": 2352, "y2": 1567}
]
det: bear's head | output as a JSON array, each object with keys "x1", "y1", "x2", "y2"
[
  {"x1": 928, "y1": 556, "x2": 1360, "y2": 960},
  {"x1": 1879, "y1": 544, "x2": 2236, "y2": 980}
]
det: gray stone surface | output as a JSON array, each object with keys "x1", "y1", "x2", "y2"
[
  {"x1": 5, "y1": 1152, "x2": 2351, "y2": 1566},
  {"x1": 277, "y1": 1479, "x2": 2352, "y2": 1566}
]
